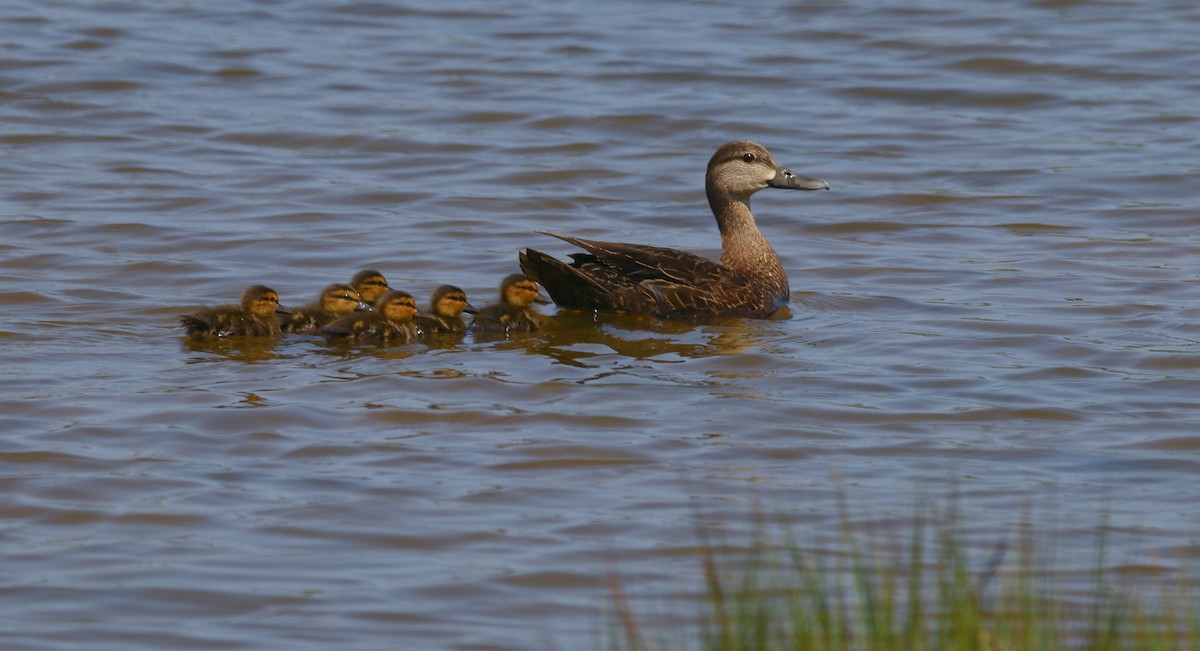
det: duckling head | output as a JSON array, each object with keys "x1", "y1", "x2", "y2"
[
  {"x1": 375, "y1": 290, "x2": 418, "y2": 323},
  {"x1": 319, "y1": 283, "x2": 369, "y2": 315},
  {"x1": 241, "y1": 285, "x2": 285, "y2": 319},
  {"x1": 431, "y1": 284, "x2": 475, "y2": 317},
  {"x1": 706, "y1": 140, "x2": 829, "y2": 204},
  {"x1": 499, "y1": 274, "x2": 542, "y2": 308},
  {"x1": 351, "y1": 269, "x2": 390, "y2": 305}
]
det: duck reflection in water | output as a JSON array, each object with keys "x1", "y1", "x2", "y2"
[
  {"x1": 526, "y1": 309, "x2": 761, "y2": 368},
  {"x1": 180, "y1": 285, "x2": 289, "y2": 339},
  {"x1": 282, "y1": 283, "x2": 370, "y2": 334}
]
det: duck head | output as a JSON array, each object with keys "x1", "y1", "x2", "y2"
[
  {"x1": 375, "y1": 290, "x2": 418, "y2": 323},
  {"x1": 431, "y1": 284, "x2": 476, "y2": 317},
  {"x1": 706, "y1": 140, "x2": 828, "y2": 204},
  {"x1": 351, "y1": 269, "x2": 390, "y2": 305},
  {"x1": 499, "y1": 274, "x2": 543, "y2": 308},
  {"x1": 319, "y1": 283, "x2": 370, "y2": 315},
  {"x1": 241, "y1": 285, "x2": 287, "y2": 319}
]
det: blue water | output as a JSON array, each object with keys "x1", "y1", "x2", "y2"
[{"x1": 2, "y1": 1, "x2": 1199, "y2": 649}]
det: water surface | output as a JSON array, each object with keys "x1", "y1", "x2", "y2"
[{"x1": 2, "y1": 1, "x2": 1199, "y2": 649}]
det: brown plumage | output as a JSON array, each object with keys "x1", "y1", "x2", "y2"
[
  {"x1": 323, "y1": 290, "x2": 420, "y2": 344},
  {"x1": 468, "y1": 274, "x2": 543, "y2": 334},
  {"x1": 180, "y1": 285, "x2": 288, "y2": 339},
  {"x1": 350, "y1": 269, "x2": 390, "y2": 306},
  {"x1": 414, "y1": 285, "x2": 475, "y2": 335},
  {"x1": 519, "y1": 140, "x2": 829, "y2": 318},
  {"x1": 282, "y1": 283, "x2": 369, "y2": 334}
]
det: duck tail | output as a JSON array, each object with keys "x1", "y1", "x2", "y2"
[{"x1": 519, "y1": 248, "x2": 610, "y2": 311}]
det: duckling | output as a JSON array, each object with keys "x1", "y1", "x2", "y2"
[
  {"x1": 282, "y1": 283, "x2": 369, "y2": 334},
  {"x1": 414, "y1": 285, "x2": 476, "y2": 335},
  {"x1": 468, "y1": 274, "x2": 543, "y2": 334},
  {"x1": 323, "y1": 290, "x2": 420, "y2": 344},
  {"x1": 519, "y1": 140, "x2": 829, "y2": 319},
  {"x1": 350, "y1": 269, "x2": 390, "y2": 306},
  {"x1": 180, "y1": 285, "x2": 289, "y2": 339}
]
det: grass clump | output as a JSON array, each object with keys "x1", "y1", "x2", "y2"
[{"x1": 606, "y1": 500, "x2": 1198, "y2": 651}]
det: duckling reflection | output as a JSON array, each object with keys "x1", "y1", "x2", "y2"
[
  {"x1": 469, "y1": 274, "x2": 543, "y2": 334},
  {"x1": 180, "y1": 285, "x2": 288, "y2": 339},
  {"x1": 282, "y1": 283, "x2": 369, "y2": 334},
  {"x1": 415, "y1": 285, "x2": 475, "y2": 336},
  {"x1": 323, "y1": 290, "x2": 420, "y2": 344},
  {"x1": 350, "y1": 269, "x2": 390, "y2": 306}
]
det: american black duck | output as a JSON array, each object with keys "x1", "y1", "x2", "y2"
[
  {"x1": 323, "y1": 289, "x2": 420, "y2": 344},
  {"x1": 414, "y1": 284, "x2": 475, "y2": 335},
  {"x1": 282, "y1": 283, "x2": 369, "y2": 334},
  {"x1": 180, "y1": 285, "x2": 289, "y2": 339},
  {"x1": 468, "y1": 274, "x2": 543, "y2": 334},
  {"x1": 518, "y1": 140, "x2": 828, "y2": 318}
]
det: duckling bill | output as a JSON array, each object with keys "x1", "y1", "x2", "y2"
[
  {"x1": 180, "y1": 285, "x2": 289, "y2": 339},
  {"x1": 519, "y1": 140, "x2": 828, "y2": 319}
]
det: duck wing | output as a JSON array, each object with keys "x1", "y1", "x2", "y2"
[{"x1": 520, "y1": 231, "x2": 752, "y2": 316}]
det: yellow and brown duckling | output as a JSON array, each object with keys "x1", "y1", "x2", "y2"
[
  {"x1": 180, "y1": 285, "x2": 289, "y2": 339},
  {"x1": 350, "y1": 268, "x2": 390, "y2": 306},
  {"x1": 414, "y1": 285, "x2": 476, "y2": 335},
  {"x1": 282, "y1": 283, "x2": 369, "y2": 334},
  {"x1": 323, "y1": 289, "x2": 420, "y2": 344},
  {"x1": 519, "y1": 140, "x2": 829, "y2": 319},
  {"x1": 468, "y1": 274, "x2": 544, "y2": 334}
]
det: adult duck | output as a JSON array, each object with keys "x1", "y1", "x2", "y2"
[
  {"x1": 323, "y1": 290, "x2": 420, "y2": 344},
  {"x1": 180, "y1": 285, "x2": 289, "y2": 339},
  {"x1": 519, "y1": 140, "x2": 828, "y2": 318},
  {"x1": 415, "y1": 285, "x2": 476, "y2": 335},
  {"x1": 468, "y1": 274, "x2": 543, "y2": 334},
  {"x1": 282, "y1": 283, "x2": 369, "y2": 334}
]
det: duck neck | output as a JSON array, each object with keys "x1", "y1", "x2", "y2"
[{"x1": 709, "y1": 192, "x2": 787, "y2": 291}]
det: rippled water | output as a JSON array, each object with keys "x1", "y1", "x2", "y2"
[{"x1": 3, "y1": 1, "x2": 1199, "y2": 649}]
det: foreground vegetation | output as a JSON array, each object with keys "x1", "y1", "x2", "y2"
[{"x1": 606, "y1": 502, "x2": 1198, "y2": 651}]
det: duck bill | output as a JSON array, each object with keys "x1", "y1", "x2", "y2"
[
  {"x1": 768, "y1": 166, "x2": 830, "y2": 191},
  {"x1": 276, "y1": 305, "x2": 293, "y2": 315},
  {"x1": 354, "y1": 301, "x2": 372, "y2": 312},
  {"x1": 462, "y1": 302, "x2": 480, "y2": 315}
]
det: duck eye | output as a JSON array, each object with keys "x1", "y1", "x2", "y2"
[{"x1": 741, "y1": 153, "x2": 756, "y2": 162}]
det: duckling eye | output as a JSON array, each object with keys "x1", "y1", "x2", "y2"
[
  {"x1": 741, "y1": 153, "x2": 756, "y2": 163},
  {"x1": 339, "y1": 294, "x2": 355, "y2": 301}
]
